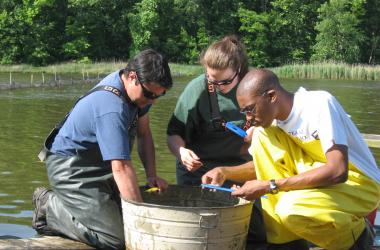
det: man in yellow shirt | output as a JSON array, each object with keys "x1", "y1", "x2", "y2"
[{"x1": 202, "y1": 69, "x2": 380, "y2": 250}]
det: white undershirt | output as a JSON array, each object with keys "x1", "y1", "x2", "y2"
[{"x1": 276, "y1": 87, "x2": 380, "y2": 184}]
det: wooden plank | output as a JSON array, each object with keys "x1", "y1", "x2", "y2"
[
  {"x1": 363, "y1": 134, "x2": 380, "y2": 149},
  {"x1": 0, "y1": 236, "x2": 94, "y2": 250}
]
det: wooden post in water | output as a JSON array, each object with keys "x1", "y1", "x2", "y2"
[
  {"x1": 9, "y1": 72, "x2": 12, "y2": 86},
  {"x1": 31, "y1": 74, "x2": 33, "y2": 87},
  {"x1": 42, "y1": 72, "x2": 45, "y2": 85}
]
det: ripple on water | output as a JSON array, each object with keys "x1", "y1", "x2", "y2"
[
  {"x1": 11, "y1": 200, "x2": 25, "y2": 204},
  {"x1": 0, "y1": 205, "x2": 17, "y2": 209},
  {"x1": 0, "y1": 210, "x2": 33, "y2": 218}
]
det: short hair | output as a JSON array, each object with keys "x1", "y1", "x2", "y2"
[
  {"x1": 200, "y1": 35, "x2": 248, "y2": 80},
  {"x1": 124, "y1": 49, "x2": 173, "y2": 89}
]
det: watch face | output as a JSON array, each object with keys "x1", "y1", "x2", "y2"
[{"x1": 269, "y1": 179, "x2": 279, "y2": 194}]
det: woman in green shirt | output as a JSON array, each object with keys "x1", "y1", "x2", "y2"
[{"x1": 166, "y1": 35, "x2": 266, "y2": 245}]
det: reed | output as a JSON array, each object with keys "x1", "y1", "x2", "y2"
[
  {"x1": 0, "y1": 62, "x2": 203, "y2": 77},
  {"x1": 271, "y1": 62, "x2": 380, "y2": 81}
]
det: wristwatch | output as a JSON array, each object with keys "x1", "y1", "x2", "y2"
[{"x1": 268, "y1": 179, "x2": 279, "y2": 194}]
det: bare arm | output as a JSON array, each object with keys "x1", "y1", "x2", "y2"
[
  {"x1": 276, "y1": 144, "x2": 348, "y2": 190},
  {"x1": 201, "y1": 161, "x2": 256, "y2": 186},
  {"x1": 137, "y1": 114, "x2": 167, "y2": 190},
  {"x1": 112, "y1": 159, "x2": 142, "y2": 202},
  {"x1": 167, "y1": 134, "x2": 203, "y2": 172},
  {"x1": 232, "y1": 144, "x2": 348, "y2": 200}
]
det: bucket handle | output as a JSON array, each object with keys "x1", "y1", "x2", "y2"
[{"x1": 199, "y1": 212, "x2": 218, "y2": 229}]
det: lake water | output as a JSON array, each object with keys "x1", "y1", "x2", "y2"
[{"x1": 0, "y1": 74, "x2": 379, "y2": 238}]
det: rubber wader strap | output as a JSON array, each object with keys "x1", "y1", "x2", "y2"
[
  {"x1": 205, "y1": 78, "x2": 252, "y2": 131},
  {"x1": 38, "y1": 85, "x2": 127, "y2": 162},
  {"x1": 205, "y1": 78, "x2": 225, "y2": 130}
]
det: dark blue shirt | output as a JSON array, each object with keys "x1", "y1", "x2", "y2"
[{"x1": 51, "y1": 70, "x2": 149, "y2": 161}]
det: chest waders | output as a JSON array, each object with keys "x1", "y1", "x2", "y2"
[
  {"x1": 176, "y1": 77, "x2": 252, "y2": 186},
  {"x1": 176, "y1": 78, "x2": 267, "y2": 244},
  {"x1": 38, "y1": 85, "x2": 137, "y2": 250}
]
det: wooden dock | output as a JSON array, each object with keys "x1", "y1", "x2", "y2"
[
  {"x1": 0, "y1": 236, "x2": 94, "y2": 250},
  {"x1": 363, "y1": 133, "x2": 380, "y2": 149}
]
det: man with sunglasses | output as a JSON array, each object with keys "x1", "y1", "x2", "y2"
[
  {"x1": 167, "y1": 35, "x2": 266, "y2": 246},
  {"x1": 202, "y1": 69, "x2": 380, "y2": 249},
  {"x1": 32, "y1": 49, "x2": 173, "y2": 249}
]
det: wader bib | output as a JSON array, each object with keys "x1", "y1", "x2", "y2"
[
  {"x1": 176, "y1": 78, "x2": 266, "y2": 244},
  {"x1": 38, "y1": 85, "x2": 137, "y2": 249},
  {"x1": 250, "y1": 126, "x2": 380, "y2": 249}
]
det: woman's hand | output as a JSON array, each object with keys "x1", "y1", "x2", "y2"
[{"x1": 179, "y1": 147, "x2": 203, "y2": 172}]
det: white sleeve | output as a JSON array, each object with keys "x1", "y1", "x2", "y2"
[{"x1": 317, "y1": 94, "x2": 349, "y2": 154}]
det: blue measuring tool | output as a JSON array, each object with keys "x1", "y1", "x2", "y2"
[
  {"x1": 225, "y1": 122, "x2": 247, "y2": 138},
  {"x1": 201, "y1": 183, "x2": 268, "y2": 199},
  {"x1": 201, "y1": 184, "x2": 233, "y2": 192}
]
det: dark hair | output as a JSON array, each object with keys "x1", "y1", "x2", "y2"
[
  {"x1": 200, "y1": 35, "x2": 248, "y2": 81},
  {"x1": 124, "y1": 49, "x2": 173, "y2": 89}
]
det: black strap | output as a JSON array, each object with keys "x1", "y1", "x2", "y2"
[
  {"x1": 38, "y1": 85, "x2": 128, "y2": 162},
  {"x1": 205, "y1": 78, "x2": 225, "y2": 129},
  {"x1": 205, "y1": 77, "x2": 252, "y2": 131},
  {"x1": 55, "y1": 85, "x2": 126, "y2": 130}
]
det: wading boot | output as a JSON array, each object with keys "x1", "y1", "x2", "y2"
[{"x1": 32, "y1": 187, "x2": 55, "y2": 235}]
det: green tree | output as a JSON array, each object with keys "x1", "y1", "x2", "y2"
[
  {"x1": 312, "y1": 0, "x2": 365, "y2": 63},
  {"x1": 360, "y1": 0, "x2": 380, "y2": 64},
  {"x1": 24, "y1": 0, "x2": 68, "y2": 65},
  {"x1": 270, "y1": 0, "x2": 323, "y2": 63},
  {"x1": 0, "y1": 1, "x2": 34, "y2": 64},
  {"x1": 238, "y1": 7, "x2": 272, "y2": 67},
  {"x1": 128, "y1": 0, "x2": 159, "y2": 56},
  {"x1": 64, "y1": 0, "x2": 132, "y2": 62}
]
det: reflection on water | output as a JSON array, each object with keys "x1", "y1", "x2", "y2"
[{"x1": 0, "y1": 75, "x2": 379, "y2": 238}]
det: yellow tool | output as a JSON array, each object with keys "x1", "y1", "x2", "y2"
[{"x1": 145, "y1": 187, "x2": 159, "y2": 193}]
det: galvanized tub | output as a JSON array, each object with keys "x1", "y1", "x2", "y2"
[{"x1": 121, "y1": 185, "x2": 253, "y2": 250}]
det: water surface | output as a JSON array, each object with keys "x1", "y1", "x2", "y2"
[{"x1": 0, "y1": 75, "x2": 379, "y2": 238}]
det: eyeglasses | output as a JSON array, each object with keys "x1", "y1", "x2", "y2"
[
  {"x1": 206, "y1": 71, "x2": 239, "y2": 86},
  {"x1": 240, "y1": 91, "x2": 269, "y2": 116},
  {"x1": 136, "y1": 73, "x2": 165, "y2": 100}
]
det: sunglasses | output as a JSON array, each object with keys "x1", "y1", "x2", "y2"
[
  {"x1": 136, "y1": 73, "x2": 165, "y2": 100},
  {"x1": 206, "y1": 71, "x2": 239, "y2": 86},
  {"x1": 240, "y1": 91, "x2": 269, "y2": 116}
]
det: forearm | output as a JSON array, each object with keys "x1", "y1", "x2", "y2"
[
  {"x1": 167, "y1": 135, "x2": 186, "y2": 159},
  {"x1": 112, "y1": 160, "x2": 142, "y2": 202},
  {"x1": 276, "y1": 163, "x2": 347, "y2": 192},
  {"x1": 137, "y1": 132, "x2": 157, "y2": 178},
  {"x1": 223, "y1": 161, "x2": 256, "y2": 183},
  {"x1": 275, "y1": 144, "x2": 348, "y2": 192}
]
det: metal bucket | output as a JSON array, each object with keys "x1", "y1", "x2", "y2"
[{"x1": 121, "y1": 185, "x2": 253, "y2": 250}]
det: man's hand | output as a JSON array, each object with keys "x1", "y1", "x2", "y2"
[
  {"x1": 147, "y1": 176, "x2": 168, "y2": 193},
  {"x1": 201, "y1": 167, "x2": 226, "y2": 186},
  {"x1": 179, "y1": 147, "x2": 203, "y2": 172},
  {"x1": 231, "y1": 180, "x2": 269, "y2": 200}
]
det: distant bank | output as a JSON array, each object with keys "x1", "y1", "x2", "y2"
[{"x1": 0, "y1": 61, "x2": 380, "y2": 85}]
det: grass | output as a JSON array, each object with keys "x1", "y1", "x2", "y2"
[
  {"x1": 0, "y1": 62, "x2": 203, "y2": 77},
  {"x1": 271, "y1": 62, "x2": 380, "y2": 81},
  {"x1": 1, "y1": 61, "x2": 379, "y2": 81}
]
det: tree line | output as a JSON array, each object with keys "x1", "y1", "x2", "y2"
[{"x1": 0, "y1": 0, "x2": 379, "y2": 67}]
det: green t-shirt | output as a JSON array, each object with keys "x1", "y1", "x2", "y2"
[{"x1": 167, "y1": 74, "x2": 251, "y2": 167}]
